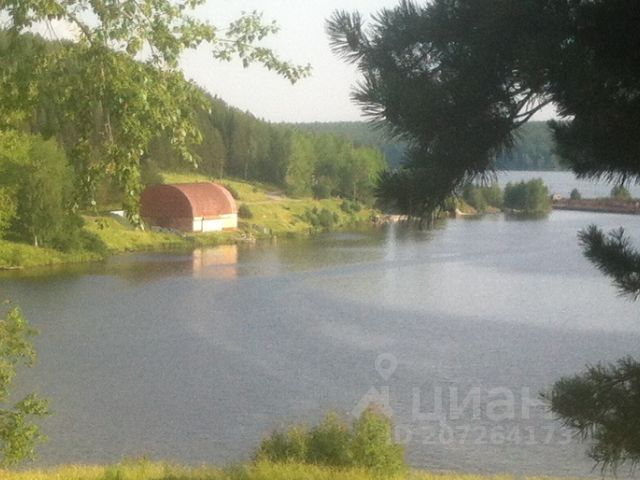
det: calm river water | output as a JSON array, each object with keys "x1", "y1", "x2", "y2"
[{"x1": 2, "y1": 193, "x2": 640, "y2": 476}]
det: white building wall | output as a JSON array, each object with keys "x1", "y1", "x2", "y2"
[{"x1": 192, "y1": 214, "x2": 237, "y2": 232}]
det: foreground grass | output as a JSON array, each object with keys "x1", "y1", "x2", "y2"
[
  {"x1": 0, "y1": 461, "x2": 546, "y2": 480},
  {"x1": 0, "y1": 174, "x2": 378, "y2": 270}
]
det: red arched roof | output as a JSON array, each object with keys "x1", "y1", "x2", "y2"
[{"x1": 140, "y1": 183, "x2": 237, "y2": 219}]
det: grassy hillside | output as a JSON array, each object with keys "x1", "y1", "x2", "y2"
[
  {"x1": 157, "y1": 172, "x2": 376, "y2": 239},
  {"x1": 0, "y1": 174, "x2": 377, "y2": 270},
  {"x1": 0, "y1": 460, "x2": 552, "y2": 480}
]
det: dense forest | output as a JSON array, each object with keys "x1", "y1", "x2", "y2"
[
  {"x1": 0, "y1": 32, "x2": 386, "y2": 213},
  {"x1": 293, "y1": 121, "x2": 562, "y2": 171},
  {"x1": 146, "y1": 97, "x2": 386, "y2": 203}
]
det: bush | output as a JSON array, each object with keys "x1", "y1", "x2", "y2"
[
  {"x1": 611, "y1": 185, "x2": 631, "y2": 200},
  {"x1": 312, "y1": 182, "x2": 332, "y2": 200},
  {"x1": 570, "y1": 188, "x2": 582, "y2": 200},
  {"x1": 256, "y1": 426, "x2": 308, "y2": 463},
  {"x1": 238, "y1": 204, "x2": 253, "y2": 219},
  {"x1": 340, "y1": 200, "x2": 361, "y2": 214},
  {"x1": 223, "y1": 184, "x2": 241, "y2": 200},
  {"x1": 503, "y1": 178, "x2": 551, "y2": 214},
  {"x1": 482, "y1": 182, "x2": 504, "y2": 208},
  {"x1": 463, "y1": 185, "x2": 487, "y2": 213},
  {"x1": 461, "y1": 182, "x2": 502, "y2": 213},
  {"x1": 307, "y1": 413, "x2": 352, "y2": 467},
  {"x1": 256, "y1": 408, "x2": 405, "y2": 475},
  {"x1": 350, "y1": 408, "x2": 405, "y2": 474},
  {"x1": 305, "y1": 207, "x2": 339, "y2": 230}
]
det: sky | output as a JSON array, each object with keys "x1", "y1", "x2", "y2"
[
  {"x1": 182, "y1": 0, "x2": 558, "y2": 124},
  {"x1": 180, "y1": 0, "x2": 398, "y2": 123},
  {"x1": 26, "y1": 0, "x2": 558, "y2": 124}
]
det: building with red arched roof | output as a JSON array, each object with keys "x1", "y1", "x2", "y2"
[{"x1": 140, "y1": 182, "x2": 238, "y2": 232}]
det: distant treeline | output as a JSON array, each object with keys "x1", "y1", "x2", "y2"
[
  {"x1": 148, "y1": 99, "x2": 386, "y2": 202},
  {"x1": 292, "y1": 121, "x2": 563, "y2": 171},
  {"x1": 1, "y1": 32, "x2": 385, "y2": 205}
]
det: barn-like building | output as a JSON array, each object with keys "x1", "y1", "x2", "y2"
[{"x1": 140, "y1": 182, "x2": 238, "y2": 233}]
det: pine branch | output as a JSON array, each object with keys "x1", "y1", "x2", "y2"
[{"x1": 578, "y1": 225, "x2": 640, "y2": 300}]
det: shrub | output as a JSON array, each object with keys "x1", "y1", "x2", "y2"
[
  {"x1": 461, "y1": 182, "x2": 502, "y2": 213},
  {"x1": 256, "y1": 408, "x2": 405, "y2": 475},
  {"x1": 256, "y1": 426, "x2": 308, "y2": 463},
  {"x1": 340, "y1": 200, "x2": 361, "y2": 214},
  {"x1": 238, "y1": 204, "x2": 253, "y2": 219},
  {"x1": 482, "y1": 182, "x2": 504, "y2": 208},
  {"x1": 305, "y1": 208, "x2": 338, "y2": 230},
  {"x1": 611, "y1": 184, "x2": 631, "y2": 200},
  {"x1": 570, "y1": 188, "x2": 582, "y2": 200},
  {"x1": 350, "y1": 407, "x2": 405, "y2": 475},
  {"x1": 503, "y1": 178, "x2": 551, "y2": 214},
  {"x1": 312, "y1": 182, "x2": 332, "y2": 200},
  {"x1": 463, "y1": 185, "x2": 487, "y2": 213},
  {"x1": 307, "y1": 413, "x2": 352, "y2": 467},
  {"x1": 223, "y1": 184, "x2": 241, "y2": 200}
]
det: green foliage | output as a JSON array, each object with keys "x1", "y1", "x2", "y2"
[
  {"x1": 578, "y1": 226, "x2": 640, "y2": 300},
  {"x1": 1, "y1": 34, "x2": 381, "y2": 213},
  {"x1": 0, "y1": 188, "x2": 17, "y2": 239},
  {"x1": 350, "y1": 408, "x2": 405, "y2": 475},
  {"x1": 495, "y1": 122, "x2": 561, "y2": 171},
  {"x1": 0, "y1": 131, "x2": 80, "y2": 248},
  {"x1": 296, "y1": 120, "x2": 561, "y2": 172},
  {"x1": 312, "y1": 182, "x2": 332, "y2": 200},
  {"x1": 461, "y1": 183, "x2": 503, "y2": 213},
  {"x1": 341, "y1": 200, "x2": 362, "y2": 214},
  {"x1": 610, "y1": 185, "x2": 632, "y2": 200},
  {"x1": 256, "y1": 408, "x2": 405, "y2": 475},
  {"x1": 238, "y1": 204, "x2": 253, "y2": 220},
  {"x1": 0, "y1": 459, "x2": 520, "y2": 480},
  {"x1": 503, "y1": 179, "x2": 551, "y2": 215},
  {"x1": 304, "y1": 208, "x2": 339, "y2": 230},
  {"x1": 285, "y1": 132, "x2": 315, "y2": 197},
  {"x1": 223, "y1": 184, "x2": 241, "y2": 201},
  {"x1": 570, "y1": 188, "x2": 582, "y2": 200},
  {"x1": 294, "y1": 121, "x2": 407, "y2": 169},
  {"x1": 0, "y1": 2, "x2": 310, "y2": 222},
  {"x1": 256, "y1": 426, "x2": 308, "y2": 464},
  {"x1": 546, "y1": 357, "x2": 640, "y2": 472},
  {"x1": 306, "y1": 414, "x2": 352, "y2": 467},
  {"x1": 327, "y1": 1, "x2": 640, "y2": 216},
  {"x1": 0, "y1": 303, "x2": 49, "y2": 466}
]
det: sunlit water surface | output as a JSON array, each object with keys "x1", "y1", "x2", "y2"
[{"x1": 2, "y1": 207, "x2": 640, "y2": 477}]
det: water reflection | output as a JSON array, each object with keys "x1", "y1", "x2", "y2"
[
  {"x1": 2, "y1": 211, "x2": 640, "y2": 475},
  {"x1": 192, "y1": 246, "x2": 238, "y2": 279}
]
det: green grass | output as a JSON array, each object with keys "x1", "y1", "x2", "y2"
[
  {"x1": 0, "y1": 175, "x2": 379, "y2": 270},
  {"x1": 0, "y1": 240, "x2": 102, "y2": 270},
  {"x1": 0, "y1": 460, "x2": 555, "y2": 480},
  {"x1": 158, "y1": 172, "x2": 273, "y2": 203}
]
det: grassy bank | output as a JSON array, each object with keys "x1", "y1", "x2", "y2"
[
  {"x1": 0, "y1": 174, "x2": 378, "y2": 270},
  {"x1": 0, "y1": 240, "x2": 103, "y2": 270},
  {"x1": 0, "y1": 460, "x2": 549, "y2": 480}
]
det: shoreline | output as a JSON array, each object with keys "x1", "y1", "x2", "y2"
[
  {"x1": 553, "y1": 198, "x2": 640, "y2": 215},
  {"x1": 0, "y1": 459, "x2": 605, "y2": 480}
]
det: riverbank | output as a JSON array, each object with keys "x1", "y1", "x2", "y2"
[
  {"x1": 0, "y1": 460, "x2": 566, "y2": 480},
  {"x1": 0, "y1": 174, "x2": 377, "y2": 271},
  {"x1": 553, "y1": 197, "x2": 640, "y2": 215}
]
